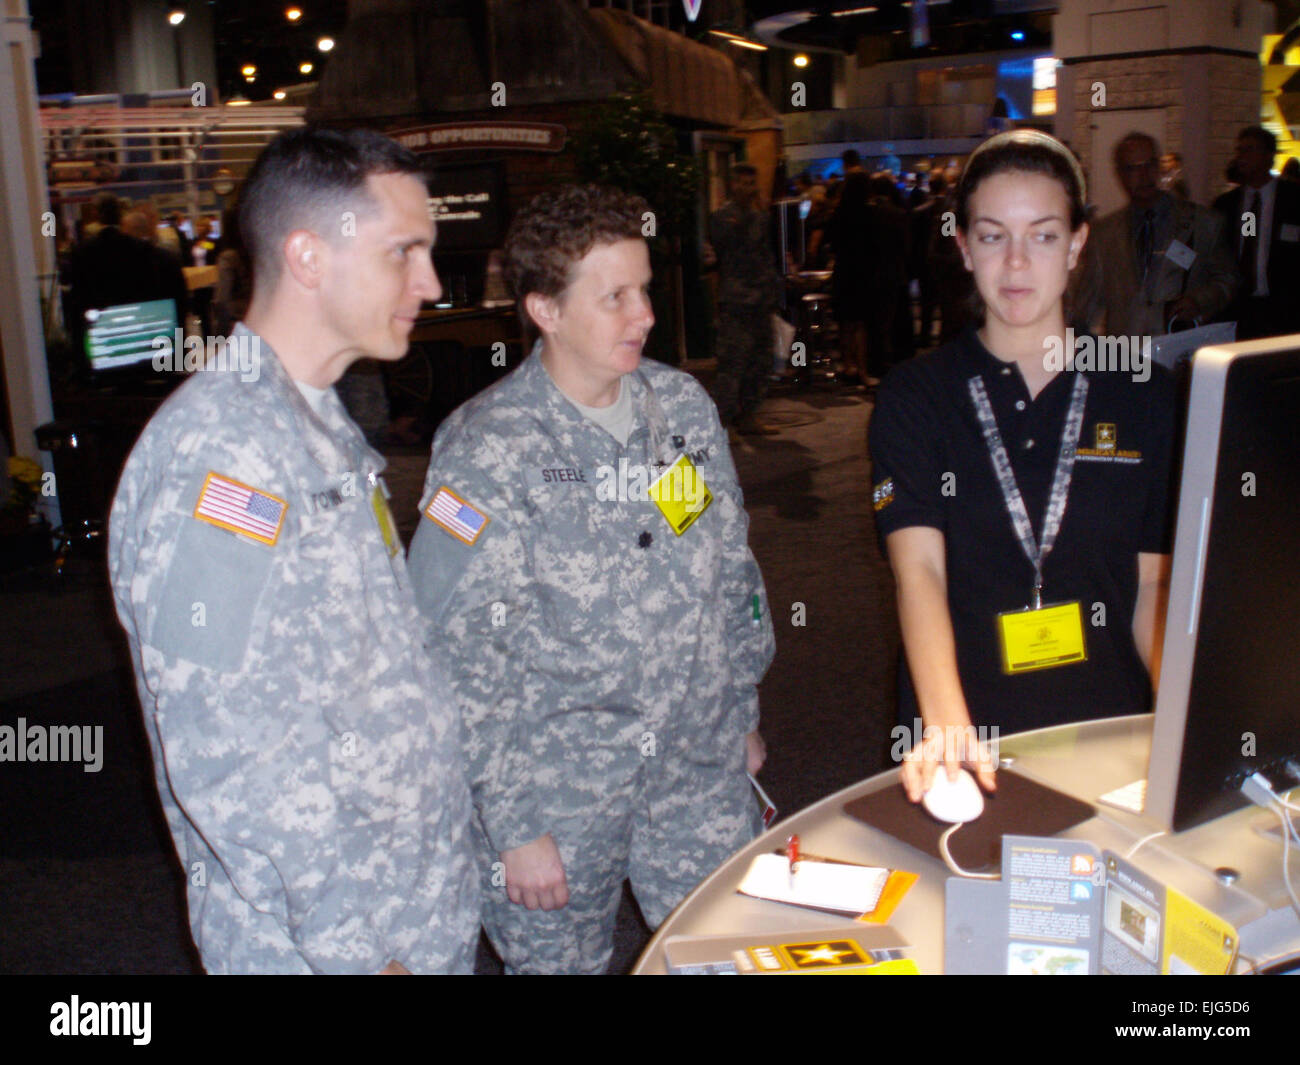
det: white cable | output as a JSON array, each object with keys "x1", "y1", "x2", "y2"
[
  {"x1": 1274, "y1": 788, "x2": 1300, "y2": 817},
  {"x1": 1278, "y1": 804, "x2": 1300, "y2": 920},
  {"x1": 938, "y1": 823, "x2": 1000, "y2": 880},
  {"x1": 1239, "y1": 773, "x2": 1300, "y2": 919},
  {"x1": 1125, "y1": 830, "x2": 1167, "y2": 859}
]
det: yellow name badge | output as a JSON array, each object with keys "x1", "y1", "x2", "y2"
[
  {"x1": 371, "y1": 482, "x2": 399, "y2": 558},
  {"x1": 997, "y1": 601, "x2": 1087, "y2": 674},
  {"x1": 648, "y1": 453, "x2": 713, "y2": 535}
]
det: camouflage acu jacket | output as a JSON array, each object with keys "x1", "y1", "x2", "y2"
[{"x1": 109, "y1": 325, "x2": 479, "y2": 973}]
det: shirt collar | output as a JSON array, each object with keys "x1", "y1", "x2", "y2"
[
  {"x1": 230, "y1": 322, "x2": 382, "y2": 477},
  {"x1": 518, "y1": 340, "x2": 650, "y2": 437}
]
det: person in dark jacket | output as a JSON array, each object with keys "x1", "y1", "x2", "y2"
[{"x1": 66, "y1": 192, "x2": 188, "y2": 357}]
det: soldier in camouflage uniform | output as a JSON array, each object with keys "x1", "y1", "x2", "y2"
[
  {"x1": 109, "y1": 128, "x2": 479, "y2": 974},
  {"x1": 408, "y1": 185, "x2": 775, "y2": 974},
  {"x1": 708, "y1": 163, "x2": 783, "y2": 436}
]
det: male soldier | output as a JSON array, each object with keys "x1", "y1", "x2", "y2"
[
  {"x1": 707, "y1": 163, "x2": 783, "y2": 439},
  {"x1": 1084, "y1": 132, "x2": 1237, "y2": 337},
  {"x1": 408, "y1": 184, "x2": 774, "y2": 974},
  {"x1": 109, "y1": 127, "x2": 479, "y2": 974}
]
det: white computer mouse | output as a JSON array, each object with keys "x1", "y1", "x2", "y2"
[{"x1": 921, "y1": 768, "x2": 985, "y2": 823}]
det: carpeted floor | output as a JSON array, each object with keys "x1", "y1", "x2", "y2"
[{"x1": 0, "y1": 370, "x2": 901, "y2": 974}]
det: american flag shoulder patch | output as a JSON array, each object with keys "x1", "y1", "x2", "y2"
[
  {"x1": 425, "y1": 485, "x2": 490, "y2": 546},
  {"x1": 193, "y1": 471, "x2": 288, "y2": 546}
]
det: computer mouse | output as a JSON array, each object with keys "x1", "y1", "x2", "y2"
[{"x1": 921, "y1": 768, "x2": 985, "y2": 823}]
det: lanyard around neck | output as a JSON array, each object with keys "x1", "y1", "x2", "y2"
[
  {"x1": 635, "y1": 370, "x2": 676, "y2": 467},
  {"x1": 967, "y1": 371, "x2": 1089, "y2": 608}
]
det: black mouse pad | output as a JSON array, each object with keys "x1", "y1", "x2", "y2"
[{"x1": 843, "y1": 770, "x2": 1097, "y2": 872}]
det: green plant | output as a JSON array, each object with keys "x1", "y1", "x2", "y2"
[
  {"x1": 6, "y1": 456, "x2": 42, "y2": 516},
  {"x1": 570, "y1": 92, "x2": 700, "y2": 244}
]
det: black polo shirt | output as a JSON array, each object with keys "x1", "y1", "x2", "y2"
[{"x1": 868, "y1": 328, "x2": 1177, "y2": 736}]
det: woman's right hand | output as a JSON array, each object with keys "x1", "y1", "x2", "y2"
[{"x1": 900, "y1": 719, "x2": 998, "y2": 803}]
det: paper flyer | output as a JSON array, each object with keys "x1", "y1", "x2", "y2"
[{"x1": 943, "y1": 835, "x2": 1238, "y2": 974}]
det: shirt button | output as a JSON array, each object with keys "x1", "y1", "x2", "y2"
[
  {"x1": 1015, "y1": 400, "x2": 1026, "y2": 411},
  {"x1": 1023, "y1": 438, "x2": 1035, "y2": 450}
]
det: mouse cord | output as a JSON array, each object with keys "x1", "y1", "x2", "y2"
[
  {"x1": 938, "y1": 823, "x2": 1000, "y2": 879},
  {"x1": 1124, "y1": 830, "x2": 1167, "y2": 859}
]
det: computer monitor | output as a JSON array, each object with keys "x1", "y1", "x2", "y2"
[
  {"x1": 1145, "y1": 336, "x2": 1300, "y2": 832},
  {"x1": 83, "y1": 298, "x2": 178, "y2": 375}
]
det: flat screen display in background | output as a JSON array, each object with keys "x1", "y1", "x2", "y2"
[
  {"x1": 426, "y1": 163, "x2": 506, "y2": 253},
  {"x1": 84, "y1": 298, "x2": 178, "y2": 371}
]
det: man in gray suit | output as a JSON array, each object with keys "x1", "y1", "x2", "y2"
[{"x1": 1082, "y1": 132, "x2": 1238, "y2": 337}]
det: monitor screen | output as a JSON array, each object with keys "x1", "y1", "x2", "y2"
[
  {"x1": 426, "y1": 163, "x2": 507, "y2": 253},
  {"x1": 84, "y1": 298, "x2": 178, "y2": 373},
  {"x1": 1145, "y1": 338, "x2": 1300, "y2": 832}
]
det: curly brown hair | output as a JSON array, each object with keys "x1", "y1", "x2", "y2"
[{"x1": 503, "y1": 184, "x2": 650, "y2": 307}]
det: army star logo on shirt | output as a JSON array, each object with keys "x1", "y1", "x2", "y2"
[{"x1": 1075, "y1": 423, "x2": 1143, "y2": 465}]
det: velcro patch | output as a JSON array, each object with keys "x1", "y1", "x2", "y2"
[
  {"x1": 425, "y1": 486, "x2": 490, "y2": 546},
  {"x1": 194, "y1": 472, "x2": 287, "y2": 545}
]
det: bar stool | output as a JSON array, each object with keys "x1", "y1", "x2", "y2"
[
  {"x1": 34, "y1": 421, "x2": 112, "y2": 578},
  {"x1": 797, "y1": 291, "x2": 838, "y2": 388}
]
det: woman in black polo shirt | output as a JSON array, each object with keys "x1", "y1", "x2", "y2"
[{"x1": 868, "y1": 130, "x2": 1175, "y2": 801}]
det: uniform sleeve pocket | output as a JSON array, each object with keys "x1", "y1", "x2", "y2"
[{"x1": 147, "y1": 518, "x2": 276, "y2": 672}]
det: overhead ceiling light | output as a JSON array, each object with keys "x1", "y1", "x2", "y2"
[
  {"x1": 708, "y1": 30, "x2": 767, "y2": 49},
  {"x1": 167, "y1": 9, "x2": 185, "y2": 26},
  {"x1": 241, "y1": 64, "x2": 256, "y2": 76},
  {"x1": 273, "y1": 90, "x2": 287, "y2": 100},
  {"x1": 831, "y1": 5, "x2": 878, "y2": 14},
  {"x1": 244, "y1": 75, "x2": 256, "y2": 83},
  {"x1": 226, "y1": 97, "x2": 251, "y2": 107},
  {"x1": 317, "y1": 37, "x2": 335, "y2": 53},
  {"x1": 299, "y1": 61, "x2": 314, "y2": 74},
  {"x1": 793, "y1": 54, "x2": 809, "y2": 67},
  {"x1": 285, "y1": 6, "x2": 302, "y2": 20}
]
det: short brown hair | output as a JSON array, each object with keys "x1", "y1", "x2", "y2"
[
  {"x1": 239, "y1": 125, "x2": 426, "y2": 286},
  {"x1": 503, "y1": 184, "x2": 649, "y2": 305}
]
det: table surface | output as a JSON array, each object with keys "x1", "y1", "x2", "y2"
[{"x1": 632, "y1": 715, "x2": 1300, "y2": 974}]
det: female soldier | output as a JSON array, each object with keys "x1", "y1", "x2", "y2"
[
  {"x1": 408, "y1": 185, "x2": 774, "y2": 972},
  {"x1": 868, "y1": 130, "x2": 1175, "y2": 800}
]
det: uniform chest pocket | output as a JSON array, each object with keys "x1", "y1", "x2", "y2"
[
  {"x1": 148, "y1": 518, "x2": 277, "y2": 672},
  {"x1": 293, "y1": 500, "x2": 383, "y2": 644},
  {"x1": 296, "y1": 498, "x2": 372, "y2": 566}
]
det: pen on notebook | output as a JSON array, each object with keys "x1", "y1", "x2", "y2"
[{"x1": 786, "y1": 834, "x2": 800, "y2": 890}]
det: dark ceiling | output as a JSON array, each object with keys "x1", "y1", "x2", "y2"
[
  {"x1": 25, "y1": 0, "x2": 1300, "y2": 101},
  {"x1": 25, "y1": 0, "x2": 1053, "y2": 99},
  {"x1": 749, "y1": 2, "x2": 1053, "y2": 56},
  {"x1": 28, "y1": 0, "x2": 349, "y2": 101}
]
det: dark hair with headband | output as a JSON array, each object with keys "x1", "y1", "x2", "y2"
[{"x1": 955, "y1": 130, "x2": 1088, "y2": 232}]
